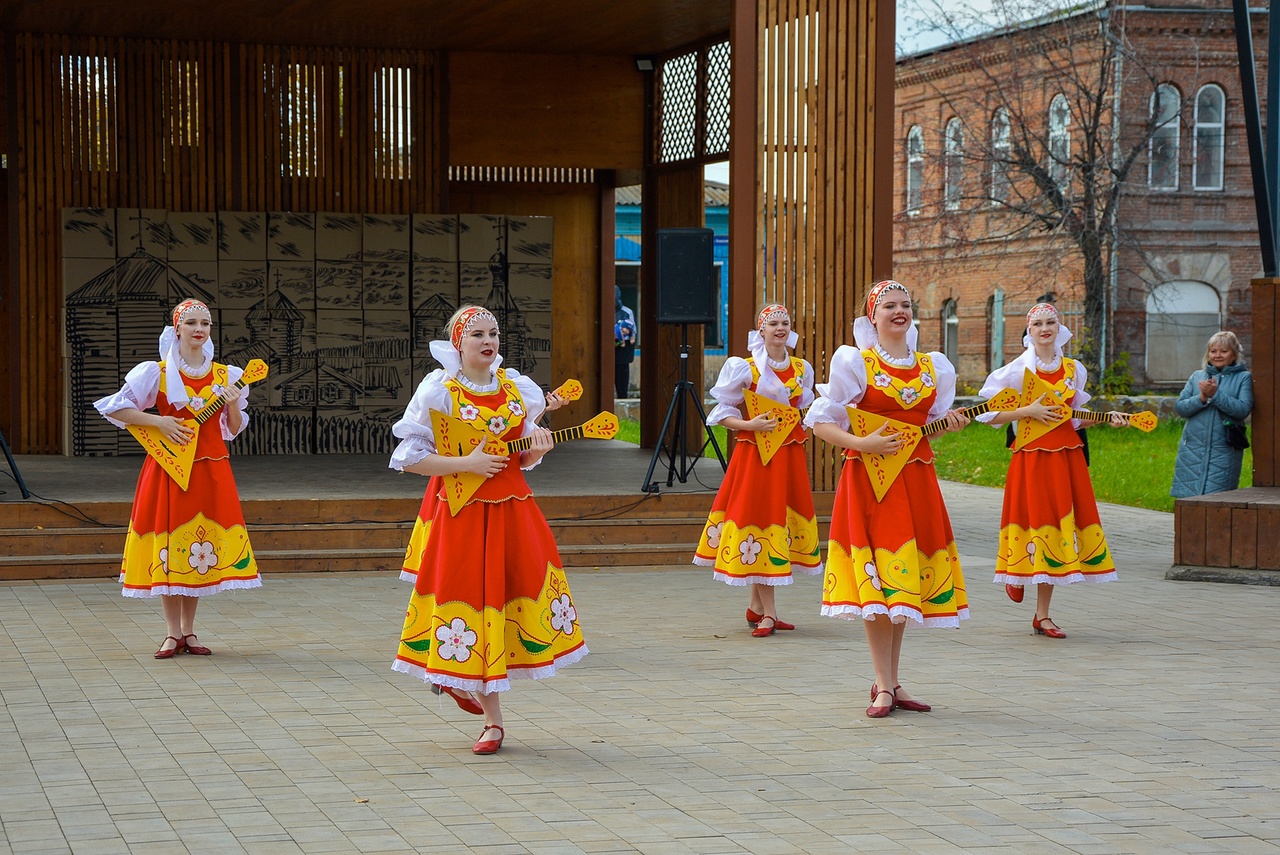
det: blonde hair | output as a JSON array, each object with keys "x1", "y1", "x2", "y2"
[{"x1": 1204, "y1": 330, "x2": 1244, "y2": 366}]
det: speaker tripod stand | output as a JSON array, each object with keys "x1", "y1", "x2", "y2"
[
  {"x1": 641, "y1": 324, "x2": 727, "y2": 493},
  {"x1": 0, "y1": 428, "x2": 32, "y2": 499}
]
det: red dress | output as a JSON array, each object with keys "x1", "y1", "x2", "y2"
[
  {"x1": 392, "y1": 369, "x2": 587, "y2": 694},
  {"x1": 812, "y1": 347, "x2": 968, "y2": 627},
  {"x1": 112, "y1": 363, "x2": 261, "y2": 598},
  {"x1": 694, "y1": 357, "x2": 821, "y2": 584},
  {"x1": 989, "y1": 360, "x2": 1117, "y2": 586}
]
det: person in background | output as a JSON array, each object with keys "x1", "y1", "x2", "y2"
[
  {"x1": 614, "y1": 286, "x2": 638, "y2": 399},
  {"x1": 94, "y1": 299, "x2": 261, "y2": 659},
  {"x1": 1172, "y1": 331, "x2": 1254, "y2": 499},
  {"x1": 694, "y1": 304, "x2": 822, "y2": 637},
  {"x1": 977, "y1": 302, "x2": 1125, "y2": 641}
]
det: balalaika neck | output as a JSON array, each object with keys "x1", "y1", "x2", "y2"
[
  {"x1": 921, "y1": 400, "x2": 993, "y2": 437},
  {"x1": 506, "y1": 423, "x2": 585, "y2": 452},
  {"x1": 191, "y1": 376, "x2": 247, "y2": 424}
]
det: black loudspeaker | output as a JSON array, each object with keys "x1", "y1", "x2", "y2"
[{"x1": 656, "y1": 227, "x2": 716, "y2": 324}]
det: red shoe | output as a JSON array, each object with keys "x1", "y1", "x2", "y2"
[
  {"x1": 154, "y1": 636, "x2": 185, "y2": 659},
  {"x1": 432, "y1": 683, "x2": 484, "y2": 715},
  {"x1": 1032, "y1": 616, "x2": 1066, "y2": 638},
  {"x1": 866, "y1": 686, "x2": 895, "y2": 718},
  {"x1": 1005, "y1": 584, "x2": 1024, "y2": 603},
  {"x1": 892, "y1": 685, "x2": 931, "y2": 712},
  {"x1": 751, "y1": 616, "x2": 776, "y2": 638},
  {"x1": 747, "y1": 609, "x2": 794, "y2": 630},
  {"x1": 472, "y1": 725, "x2": 504, "y2": 755},
  {"x1": 182, "y1": 634, "x2": 212, "y2": 655}
]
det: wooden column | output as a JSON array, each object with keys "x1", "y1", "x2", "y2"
[
  {"x1": 752, "y1": 0, "x2": 894, "y2": 489},
  {"x1": 1252, "y1": 276, "x2": 1278, "y2": 487},
  {"x1": 639, "y1": 165, "x2": 706, "y2": 449},
  {"x1": 727, "y1": 0, "x2": 758, "y2": 361}
]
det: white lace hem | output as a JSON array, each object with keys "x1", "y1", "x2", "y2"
[
  {"x1": 692, "y1": 555, "x2": 715, "y2": 567},
  {"x1": 711, "y1": 571, "x2": 795, "y2": 587},
  {"x1": 820, "y1": 602, "x2": 969, "y2": 628},
  {"x1": 391, "y1": 644, "x2": 589, "y2": 695},
  {"x1": 398, "y1": 570, "x2": 418, "y2": 583},
  {"x1": 121, "y1": 577, "x2": 262, "y2": 599},
  {"x1": 994, "y1": 571, "x2": 1118, "y2": 586}
]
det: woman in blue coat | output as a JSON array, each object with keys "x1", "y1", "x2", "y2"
[{"x1": 1171, "y1": 331, "x2": 1253, "y2": 498}]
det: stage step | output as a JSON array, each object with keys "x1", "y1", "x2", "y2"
[{"x1": 0, "y1": 492, "x2": 835, "y2": 581}]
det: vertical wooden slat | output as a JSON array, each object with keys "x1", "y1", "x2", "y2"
[{"x1": 9, "y1": 34, "x2": 441, "y2": 451}]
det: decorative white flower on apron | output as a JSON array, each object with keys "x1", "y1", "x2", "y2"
[
  {"x1": 864, "y1": 561, "x2": 882, "y2": 590},
  {"x1": 874, "y1": 372, "x2": 892, "y2": 388},
  {"x1": 705, "y1": 522, "x2": 723, "y2": 548},
  {"x1": 739, "y1": 534, "x2": 763, "y2": 565},
  {"x1": 900, "y1": 386, "x2": 918, "y2": 404},
  {"x1": 921, "y1": 373, "x2": 935, "y2": 388},
  {"x1": 1026, "y1": 541, "x2": 1038, "y2": 564},
  {"x1": 507, "y1": 400, "x2": 524, "y2": 417},
  {"x1": 188, "y1": 541, "x2": 217, "y2": 574},
  {"x1": 458, "y1": 404, "x2": 481, "y2": 421},
  {"x1": 435, "y1": 618, "x2": 477, "y2": 662},
  {"x1": 486, "y1": 415, "x2": 509, "y2": 435},
  {"x1": 159, "y1": 548, "x2": 169, "y2": 572},
  {"x1": 550, "y1": 595, "x2": 577, "y2": 635}
]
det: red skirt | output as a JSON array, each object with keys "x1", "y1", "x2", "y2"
[
  {"x1": 823, "y1": 457, "x2": 968, "y2": 627},
  {"x1": 120, "y1": 455, "x2": 261, "y2": 598},
  {"x1": 393, "y1": 493, "x2": 587, "y2": 694},
  {"x1": 694, "y1": 441, "x2": 821, "y2": 584},
  {"x1": 995, "y1": 445, "x2": 1117, "y2": 586}
]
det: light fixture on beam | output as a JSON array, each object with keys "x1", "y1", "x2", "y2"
[{"x1": 635, "y1": 58, "x2": 655, "y2": 72}]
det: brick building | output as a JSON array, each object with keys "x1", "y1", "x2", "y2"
[{"x1": 893, "y1": 0, "x2": 1265, "y2": 390}]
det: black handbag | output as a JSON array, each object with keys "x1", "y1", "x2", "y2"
[{"x1": 1224, "y1": 419, "x2": 1250, "y2": 451}]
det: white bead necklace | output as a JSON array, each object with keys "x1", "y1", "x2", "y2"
[
  {"x1": 456, "y1": 371, "x2": 499, "y2": 393},
  {"x1": 874, "y1": 343, "x2": 915, "y2": 367}
]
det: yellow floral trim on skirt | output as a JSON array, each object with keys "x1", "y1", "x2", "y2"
[
  {"x1": 994, "y1": 512, "x2": 1116, "y2": 585},
  {"x1": 822, "y1": 538, "x2": 968, "y2": 627},
  {"x1": 399, "y1": 516, "x2": 433, "y2": 582},
  {"x1": 697, "y1": 507, "x2": 821, "y2": 583},
  {"x1": 394, "y1": 562, "x2": 587, "y2": 693},
  {"x1": 120, "y1": 512, "x2": 260, "y2": 597}
]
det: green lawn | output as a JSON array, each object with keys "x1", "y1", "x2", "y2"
[
  {"x1": 930, "y1": 417, "x2": 1251, "y2": 513},
  {"x1": 617, "y1": 416, "x2": 1249, "y2": 513}
]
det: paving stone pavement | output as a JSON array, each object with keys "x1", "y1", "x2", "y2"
[{"x1": 2, "y1": 481, "x2": 1279, "y2": 854}]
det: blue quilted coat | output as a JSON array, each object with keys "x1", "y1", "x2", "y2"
[{"x1": 1171, "y1": 362, "x2": 1253, "y2": 498}]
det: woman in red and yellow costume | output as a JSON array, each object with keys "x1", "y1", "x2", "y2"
[
  {"x1": 95, "y1": 299, "x2": 261, "y2": 659},
  {"x1": 805, "y1": 280, "x2": 970, "y2": 718},
  {"x1": 390, "y1": 305, "x2": 585, "y2": 755},
  {"x1": 694, "y1": 304, "x2": 821, "y2": 637},
  {"x1": 977, "y1": 302, "x2": 1125, "y2": 639}
]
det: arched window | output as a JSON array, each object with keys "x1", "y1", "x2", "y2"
[
  {"x1": 1149, "y1": 83, "x2": 1181, "y2": 190},
  {"x1": 1193, "y1": 84, "x2": 1225, "y2": 191},
  {"x1": 906, "y1": 125, "x2": 924, "y2": 214},
  {"x1": 1048, "y1": 95, "x2": 1070, "y2": 186},
  {"x1": 990, "y1": 108, "x2": 1011, "y2": 204},
  {"x1": 944, "y1": 118, "x2": 964, "y2": 210},
  {"x1": 987, "y1": 289, "x2": 1005, "y2": 371},
  {"x1": 1145, "y1": 280, "x2": 1220, "y2": 383},
  {"x1": 942, "y1": 299, "x2": 959, "y2": 366}
]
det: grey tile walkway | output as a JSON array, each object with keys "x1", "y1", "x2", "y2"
[{"x1": 3, "y1": 481, "x2": 1280, "y2": 854}]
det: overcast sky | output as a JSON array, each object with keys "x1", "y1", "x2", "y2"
[{"x1": 702, "y1": 0, "x2": 999, "y2": 184}]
